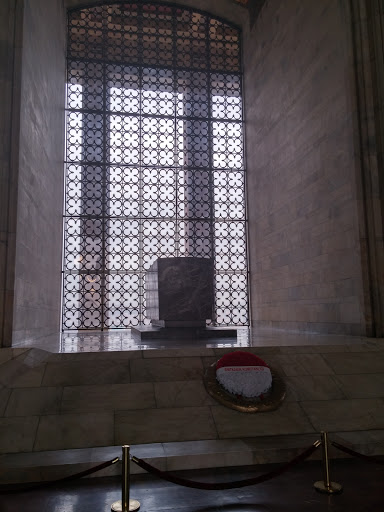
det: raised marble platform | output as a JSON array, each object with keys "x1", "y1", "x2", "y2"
[{"x1": 1, "y1": 335, "x2": 384, "y2": 484}]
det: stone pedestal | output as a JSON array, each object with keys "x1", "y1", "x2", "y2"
[{"x1": 131, "y1": 325, "x2": 237, "y2": 340}]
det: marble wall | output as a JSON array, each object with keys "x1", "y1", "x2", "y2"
[
  {"x1": 349, "y1": 0, "x2": 384, "y2": 337},
  {"x1": 0, "y1": 0, "x2": 23, "y2": 348},
  {"x1": 0, "y1": 0, "x2": 66, "y2": 349},
  {"x1": 11, "y1": 0, "x2": 66, "y2": 346},
  {"x1": 244, "y1": 0, "x2": 370, "y2": 335}
]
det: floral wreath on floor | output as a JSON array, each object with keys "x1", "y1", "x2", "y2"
[{"x1": 204, "y1": 350, "x2": 285, "y2": 413}]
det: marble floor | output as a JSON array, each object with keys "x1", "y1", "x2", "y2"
[
  {"x1": 1, "y1": 458, "x2": 383, "y2": 512},
  {"x1": 13, "y1": 327, "x2": 369, "y2": 353}
]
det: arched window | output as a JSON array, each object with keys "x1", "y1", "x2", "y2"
[{"x1": 62, "y1": 2, "x2": 248, "y2": 330}]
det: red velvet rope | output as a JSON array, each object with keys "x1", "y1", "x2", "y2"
[
  {"x1": 331, "y1": 441, "x2": 384, "y2": 466},
  {"x1": 131, "y1": 442, "x2": 320, "y2": 490},
  {"x1": 0, "y1": 457, "x2": 120, "y2": 494}
]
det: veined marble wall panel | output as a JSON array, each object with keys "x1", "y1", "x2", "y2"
[
  {"x1": 0, "y1": 0, "x2": 23, "y2": 348},
  {"x1": 12, "y1": 0, "x2": 66, "y2": 345},
  {"x1": 244, "y1": 0, "x2": 367, "y2": 334},
  {"x1": 350, "y1": 0, "x2": 384, "y2": 337}
]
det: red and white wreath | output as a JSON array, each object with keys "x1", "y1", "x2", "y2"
[{"x1": 216, "y1": 351, "x2": 272, "y2": 399}]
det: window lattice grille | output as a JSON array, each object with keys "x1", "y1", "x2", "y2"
[{"x1": 63, "y1": 2, "x2": 248, "y2": 330}]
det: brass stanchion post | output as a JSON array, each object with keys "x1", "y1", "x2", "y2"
[
  {"x1": 111, "y1": 445, "x2": 140, "y2": 512},
  {"x1": 314, "y1": 431, "x2": 342, "y2": 494}
]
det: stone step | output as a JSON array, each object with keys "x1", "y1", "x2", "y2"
[{"x1": 1, "y1": 431, "x2": 383, "y2": 485}]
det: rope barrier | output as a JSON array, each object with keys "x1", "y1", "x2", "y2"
[
  {"x1": 331, "y1": 441, "x2": 384, "y2": 466},
  {"x1": 6, "y1": 434, "x2": 381, "y2": 500},
  {"x1": 0, "y1": 457, "x2": 120, "y2": 495},
  {"x1": 130, "y1": 440, "x2": 321, "y2": 490}
]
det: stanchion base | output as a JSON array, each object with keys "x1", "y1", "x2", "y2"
[
  {"x1": 314, "y1": 481, "x2": 343, "y2": 494},
  {"x1": 111, "y1": 499, "x2": 140, "y2": 511}
]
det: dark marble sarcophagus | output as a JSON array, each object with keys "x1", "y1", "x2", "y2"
[{"x1": 146, "y1": 257, "x2": 214, "y2": 327}]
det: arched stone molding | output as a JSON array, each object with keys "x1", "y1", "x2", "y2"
[{"x1": 64, "y1": 0, "x2": 249, "y2": 31}]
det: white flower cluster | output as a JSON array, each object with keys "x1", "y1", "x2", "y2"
[{"x1": 216, "y1": 366, "x2": 272, "y2": 398}]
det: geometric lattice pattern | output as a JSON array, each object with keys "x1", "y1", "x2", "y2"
[{"x1": 63, "y1": 2, "x2": 248, "y2": 329}]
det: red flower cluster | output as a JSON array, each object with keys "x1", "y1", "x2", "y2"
[{"x1": 216, "y1": 350, "x2": 269, "y2": 370}]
